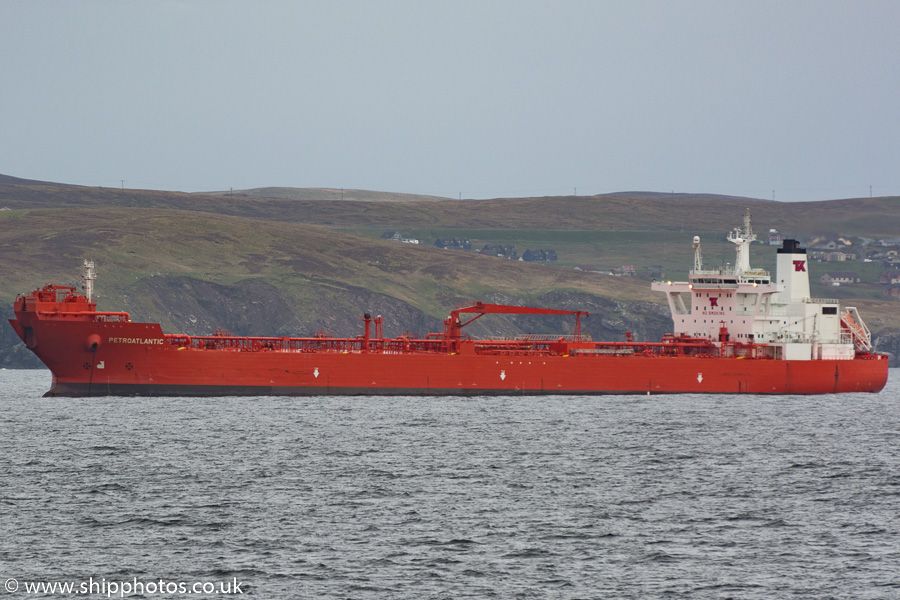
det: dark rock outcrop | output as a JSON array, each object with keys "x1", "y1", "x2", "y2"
[{"x1": 873, "y1": 328, "x2": 899, "y2": 367}]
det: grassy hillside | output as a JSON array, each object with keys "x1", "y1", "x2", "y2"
[
  {"x1": 0, "y1": 207, "x2": 656, "y2": 306},
  {"x1": 3, "y1": 183, "x2": 899, "y2": 236},
  {"x1": 204, "y1": 187, "x2": 451, "y2": 202}
]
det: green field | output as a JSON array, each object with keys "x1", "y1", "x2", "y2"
[{"x1": 343, "y1": 227, "x2": 821, "y2": 282}]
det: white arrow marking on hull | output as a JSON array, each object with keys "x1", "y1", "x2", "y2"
[
  {"x1": 500, "y1": 370, "x2": 506, "y2": 381},
  {"x1": 313, "y1": 367, "x2": 319, "y2": 378},
  {"x1": 96, "y1": 361, "x2": 105, "y2": 369},
  {"x1": 697, "y1": 373, "x2": 703, "y2": 383}
]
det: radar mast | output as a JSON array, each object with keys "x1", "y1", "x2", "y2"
[
  {"x1": 692, "y1": 236, "x2": 703, "y2": 272},
  {"x1": 82, "y1": 259, "x2": 96, "y2": 302},
  {"x1": 726, "y1": 208, "x2": 756, "y2": 275}
]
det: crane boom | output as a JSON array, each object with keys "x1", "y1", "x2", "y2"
[{"x1": 446, "y1": 301, "x2": 589, "y2": 341}]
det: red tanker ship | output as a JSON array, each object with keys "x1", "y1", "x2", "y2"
[{"x1": 9, "y1": 212, "x2": 888, "y2": 396}]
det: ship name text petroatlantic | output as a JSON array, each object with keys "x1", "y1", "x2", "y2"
[{"x1": 108, "y1": 337, "x2": 165, "y2": 345}]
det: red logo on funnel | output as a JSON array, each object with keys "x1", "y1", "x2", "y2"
[{"x1": 793, "y1": 260, "x2": 806, "y2": 272}]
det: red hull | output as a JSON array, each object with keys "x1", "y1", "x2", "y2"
[{"x1": 10, "y1": 304, "x2": 889, "y2": 397}]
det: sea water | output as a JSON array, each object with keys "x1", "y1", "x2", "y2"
[{"x1": 1, "y1": 369, "x2": 898, "y2": 599}]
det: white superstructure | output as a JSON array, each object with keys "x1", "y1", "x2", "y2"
[{"x1": 651, "y1": 210, "x2": 870, "y2": 361}]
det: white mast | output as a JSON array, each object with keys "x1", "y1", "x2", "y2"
[
  {"x1": 726, "y1": 208, "x2": 756, "y2": 275},
  {"x1": 692, "y1": 236, "x2": 703, "y2": 272},
  {"x1": 82, "y1": 259, "x2": 96, "y2": 301}
]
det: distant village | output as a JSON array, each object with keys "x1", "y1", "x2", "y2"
[
  {"x1": 383, "y1": 231, "x2": 655, "y2": 279},
  {"x1": 764, "y1": 228, "x2": 900, "y2": 297},
  {"x1": 381, "y1": 229, "x2": 900, "y2": 298}
]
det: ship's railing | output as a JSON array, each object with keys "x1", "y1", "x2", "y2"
[
  {"x1": 766, "y1": 330, "x2": 852, "y2": 346},
  {"x1": 770, "y1": 332, "x2": 843, "y2": 344},
  {"x1": 164, "y1": 332, "x2": 593, "y2": 355},
  {"x1": 472, "y1": 341, "x2": 556, "y2": 356},
  {"x1": 513, "y1": 334, "x2": 584, "y2": 341},
  {"x1": 90, "y1": 313, "x2": 131, "y2": 323},
  {"x1": 571, "y1": 348, "x2": 635, "y2": 356},
  {"x1": 161, "y1": 333, "x2": 776, "y2": 360},
  {"x1": 163, "y1": 334, "x2": 454, "y2": 354},
  {"x1": 689, "y1": 268, "x2": 771, "y2": 277},
  {"x1": 37, "y1": 310, "x2": 130, "y2": 322},
  {"x1": 691, "y1": 282, "x2": 739, "y2": 290}
]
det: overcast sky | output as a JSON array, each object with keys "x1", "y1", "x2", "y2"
[{"x1": 2, "y1": 1, "x2": 898, "y2": 201}]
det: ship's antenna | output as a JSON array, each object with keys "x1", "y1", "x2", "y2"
[
  {"x1": 692, "y1": 236, "x2": 703, "y2": 271},
  {"x1": 82, "y1": 259, "x2": 96, "y2": 301},
  {"x1": 726, "y1": 208, "x2": 757, "y2": 275}
]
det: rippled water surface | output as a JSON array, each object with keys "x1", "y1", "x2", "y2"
[{"x1": 2, "y1": 369, "x2": 899, "y2": 599}]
